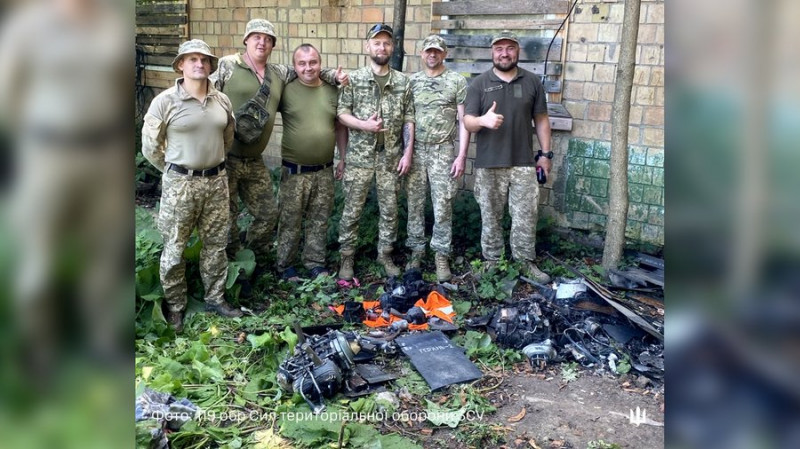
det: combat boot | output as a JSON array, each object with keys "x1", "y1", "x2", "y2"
[
  {"x1": 167, "y1": 310, "x2": 184, "y2": 333},
  {"x1": 435, "y1": 253, "x2": 452, "y2": 283},
  {"x1": 339, "y1": 249, "x2": 355, "y2": 280},
  {"x1": 406, "y1": 249, "x2": 425, "y2": 270},
  {"x1": 377, "y1": 246, "x2": 401, "y2": 277},
  {"x1": 524, "y1": 261, "x2": 552, "y2": 284},
  {"x1": 206, "y1": 301, "x2": 243, "y2": 318}
]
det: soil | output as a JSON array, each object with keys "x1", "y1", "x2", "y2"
[{"x1": 421, "y1": 368, "x2": 665, "y2": 449}]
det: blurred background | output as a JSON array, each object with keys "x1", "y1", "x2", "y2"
[
  {"x1": 0, "y1": 0, "x2": 132, "y2": 447},
  {"x1": 1, "y1": 0, "x2": 799, "y2": 446}
]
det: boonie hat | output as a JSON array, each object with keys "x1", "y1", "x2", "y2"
[
  {"x1": 422, "y1": 35, "x2": 447, "y2": 52},
  {"x1": 491, "y1": 30, "x2": 520, "y2": 46},
  {"x1": 243, "y1": 19, "x2": 277, "y2": 45},
  {"x1": 172, "y1": 39, "x2": 218, "y2": 73},
  {"x1": 366, "y1": 23, "x2": 394, "y2": 40}
]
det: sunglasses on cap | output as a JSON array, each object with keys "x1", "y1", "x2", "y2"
[{"x1": 366, "y1": 23, "x2": 394, "y2": 39}]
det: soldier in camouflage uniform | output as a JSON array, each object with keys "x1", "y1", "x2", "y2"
[
  {"x1": 405, "y1": 35, "x2": 471, "y2": 282},
  {"x1": 142, "y1": 40, "x2": 243, "y2": 332},
  {"x1": 211, "y1": 19, "x2": 346, "y2": 272},
  {"x1": 336, "y1": 24, "x2": 416, "y2": 280},
  {"x1": 463, "y1": 31, "x2": 553, "y2": 284},
  {"x1": 276, "y1": 44, "x2": 348, "y2": 280}
]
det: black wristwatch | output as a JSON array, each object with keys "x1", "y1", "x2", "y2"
[{"x1": 535, "y1": 150, "x2": 554, "y2": 161}]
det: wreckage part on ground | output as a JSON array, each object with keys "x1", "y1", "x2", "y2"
[
  {"x1": 333, "y1": 290, "x2": 456, "y2": 331},
  {"x1": 277, "y1": 329, "x2": 360, "y2": 413},
  {"x1": 396, "y1": 331, "x2": 483, "y2": 391},
  {"x1": 545, "y1": 252, "x2": 663, "y2": 342},
  {"x1": 135, "y1": 388, "x2": 198, "y2": 448}
]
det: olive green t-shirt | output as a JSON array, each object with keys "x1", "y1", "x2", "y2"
[
  {"x1": 374, "y1": 72, "x2": 390, "y2": 147},
  {"x1": 278, "y1": 80, "x2": 338, "y2": 165}
]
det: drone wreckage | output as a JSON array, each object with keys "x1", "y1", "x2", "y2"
[{"x1": 275, "y1": 265, "x2": 664, "y2": 413}]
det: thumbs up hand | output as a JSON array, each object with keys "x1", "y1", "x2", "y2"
[{"x1": 482, "y1": 101, "x2": 504, "y2": 129}]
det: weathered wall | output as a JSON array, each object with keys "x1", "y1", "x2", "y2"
[
  {"x1": 147, "y1": 0, "x2": 665, "y2": 245},
  {"x1": 552, "y1": 0, "x2": 665, "y2": 244}
]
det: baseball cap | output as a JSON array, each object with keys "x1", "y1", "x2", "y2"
[
  {"x1": 171, "y1": 39, "x2": 218, "y2": 73},
  {"x1": 422, "y1": 35, "x2": 447, "y2": 52},
  {"x1": 243, "y1": 19, "x2": 277, "y2": 45},
  {"x1": 491, "y1": 30, "x2": 520, "y2": 46},
  {"x1": 366, "y1": 23, "x2": 394, "y2": 40}
]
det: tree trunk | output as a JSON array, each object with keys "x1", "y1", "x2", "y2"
[
  {"x1": 602, "y1": 0, "x2": 641, "y2": 269},
  {"x1": 390, "y1": 0, "x2": 407, "y2": 71}
]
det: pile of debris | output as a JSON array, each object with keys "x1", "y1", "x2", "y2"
[{"x1": 469, "y1": 253, "x2": 664, "y2": 382}]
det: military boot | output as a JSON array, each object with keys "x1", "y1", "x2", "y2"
[
  {"x1": 339, "y1": 249, "x2": 355, "y2": 280},
  {"x1": 207, "y1": 301, "x2": 244, "y2": 318},
  {"x1": 435, "y1": 253, "x2": 452, "y2": 283},
  {"x1": 524, "y1": 261, "x2": 552, "y2": 284},
  {"x1": 406, "y1": 249, "x2": 425, "y2": 270},
  {"x1": 167, "y1": 310, "x2": 184, "y2": 333},
  {"x1": 377, "y1": 246, "x2": 401, "y2": 277}
]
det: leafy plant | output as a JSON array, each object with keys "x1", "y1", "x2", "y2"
[{"x1": 561, "y1": 361, "x2": 580, "y2": 383}]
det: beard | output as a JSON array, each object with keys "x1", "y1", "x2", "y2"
[
  {"x1": 370, "y1": 54, "x2": 390, "y2": 66},
  {"x1": 493, "y1": 59, "x2": 518, "y2": 72}
]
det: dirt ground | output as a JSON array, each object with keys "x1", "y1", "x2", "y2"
[{"x1": 421, "y1": 368, "x2": 664, "y2": 449}]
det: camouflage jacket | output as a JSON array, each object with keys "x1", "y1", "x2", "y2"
[
  {"x1": 337, "y1": 66, "x2": 415, "y2": 168},
  {"x1": 410, "y1": 68, "x2": 467, "y2": 144}
]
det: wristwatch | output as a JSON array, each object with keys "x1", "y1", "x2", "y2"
[{"x1": 535, "y1": 150, "x2": 554, "y2": 161}]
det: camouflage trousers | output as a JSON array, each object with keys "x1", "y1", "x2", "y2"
[
  {"x1": 474, "y1": 167, "x2": 540, "y2": 262},
  {"x1": 158, "y1": 170, "x2": 230, "y2": 312},
  {"x1": 338, "y1": 163, "x2": 400, "y2": 252},
  {"x1": 276, "y1": 166, "x2": 335, "y2": 271},
  {"x1": 406, "y1": 141, "x2": 457, "y2": 254},
  {"x1": 225, "y1": 155, "x2": 278, "y2": 263}
]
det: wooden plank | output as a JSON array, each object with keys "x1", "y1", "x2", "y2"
[
  {"x1": 144, "y1": 55, "x2": 176, "y2": 66},
  {"x1": 442, "y1": 34, "x2": 560, "y2": 52},
  {"x1": 137, "y1": 44, "x2": 178, "y2": 56},
  {"x1": 635, "y1": 253, "x2": 665, "y2": 270},
  {"x1": 449, "y1": 61, "x2": 561, "y2": 75},
  {"x1": 432, "y1": 0, "x2": 569, "y2": 16},
  {"x1": 136, "y1": 36, "x2": 183, "y2": 46},
  {"x1": 135, "y1": 3, "x2": 186, "y2": 15},
  {"x1": 433, "y1": 18, "x2": 563, "y2": 30},
  {"x1": 136, "y1": 25, "x2": 187, "y2": 37},
  {"x1": 136, "y1": 15, "x2": 187, "y2": 26},
  {"x1": 447, "y1": 40, "x2": 561, "y2": 61}
]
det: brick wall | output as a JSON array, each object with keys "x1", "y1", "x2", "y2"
[
  {"x1": 550, "y1": 0, "x2": 665, "y2": 245},
  {"x1": 177, "y1": 0, "x2": 664, "y2": 245}
]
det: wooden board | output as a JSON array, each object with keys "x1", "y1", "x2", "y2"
[
  {"x1": 432, "y1": 0, "x2": 569, "y2": 16},
  {"x1": 433, "y1": 18, "x2": 563, "y2": 30},
  {"x1": 447, "y1": 39, "x2": 561, "y2": 61},
  {"x1": 448, "y1": 61, "x2": 561, "y2": 76},
  {"x1": 136, "y1": 2, "x2": 186, "y2": 15}
]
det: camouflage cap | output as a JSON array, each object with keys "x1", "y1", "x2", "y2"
[
  {"x1": 171, "y1": 39, "x2": 218, "y2": 73},
  {"x1": 490, "y1": 30, "x2": 520, "y2": 46},
  {"x1": 243, "y1": 19, "x2": 277, "y2": 45},
  {"x1": 421, "y1": 35, "x2": 447, "y2": 52},
  {"x1": 366, "y1": 23, "x2": 393, "y2": 40}
]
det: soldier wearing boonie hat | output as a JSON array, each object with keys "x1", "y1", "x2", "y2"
[
  {"x1": 242, "y1": 18, "x2": 277, "y2": 46},
  {"x1": 142, "y1": 38, "x2": 241, "y2": 331},
  {"x1": 210, "y1": 19, "x2": 347, "y2": 276},
  {"x1": 171, "y1": 39, "x2": 219, "y2": 73}
]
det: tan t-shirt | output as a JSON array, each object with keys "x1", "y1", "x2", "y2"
[{"x1": 142, "y1": 79, "x2": 234, "y2": 171}]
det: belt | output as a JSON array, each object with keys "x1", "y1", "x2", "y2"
[
  {"x1": 282, "y1": 160, "x2": 333, "y2": 174},
  {"x1": 167, "y1": 161, "x2": 225, "y2": 177}
]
